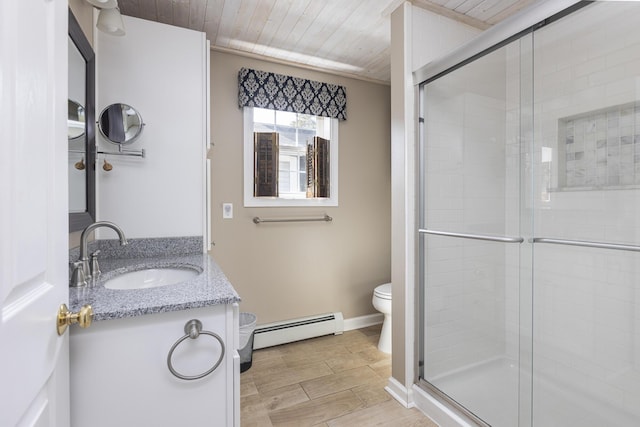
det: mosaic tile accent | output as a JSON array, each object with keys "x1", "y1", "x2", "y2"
[{"x1": 559, "y1": 102, "x2": 640, "y2": 188}]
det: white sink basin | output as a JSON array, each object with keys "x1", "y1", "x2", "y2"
[{"x1": 104, "y1": 267, "x2": 199, "y2": 290}]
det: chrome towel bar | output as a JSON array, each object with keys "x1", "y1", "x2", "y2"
[
  {"x1": 253, "y1": 214, "x2": 333, "y2": 224},
  {"x1": 97, "y1": 148, "x2": 145, "y2": 158}
]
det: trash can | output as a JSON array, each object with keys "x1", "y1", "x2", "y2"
[{"x1": 239, "y1": 312, "x2": 257, "y2": 373}]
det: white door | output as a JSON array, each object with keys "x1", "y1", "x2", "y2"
[{"x1": 0, "y1": 1, "x2": 70, "y2": 426}]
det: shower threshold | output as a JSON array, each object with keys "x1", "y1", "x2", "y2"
[{"x1": 421, "y1": 357, "x2": 638, "y2": 427}]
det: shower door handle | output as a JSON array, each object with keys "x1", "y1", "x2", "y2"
[
  {"x1": 531, "y1": 237, "x2": 640, "y2": 252},
  {"x1": 419, "y1": 229, "x2": 524, "y2": 243}
]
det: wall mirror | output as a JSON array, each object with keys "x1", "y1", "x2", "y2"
[
  {"x1": 68, "y1": 99, "x2": 85, "y2": 140},
  {"x1": 98, "y1": 103, "x2": 144, "y2": 145},
  {"x1": 69, "y1": 8, "x2": 96, "y2": 232}
]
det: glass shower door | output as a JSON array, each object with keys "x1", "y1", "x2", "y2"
[
  {"x1": 419, "y1": 36, "x2": 530, "y2": 427},
  {"x1": 419, "y1": 2, "x2": 640, "y2": 426},
  {"x1": 530, "y1": 2, "x2": 640, "y2": 425}
]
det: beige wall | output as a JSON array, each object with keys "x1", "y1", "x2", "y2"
[{"x1": 210, "y1": 51, "x2": 391, "y2": 325}]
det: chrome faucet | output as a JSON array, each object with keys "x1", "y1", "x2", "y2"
[{"x1": 70, "y1": 221, "x2": 128, "y2": 287}]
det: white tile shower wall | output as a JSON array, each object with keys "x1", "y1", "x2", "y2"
[
  {"x1": 531, "y1": 2, "x2": 640, "y2": 417},
  {"x1": 425, "y1": 239, "x2": 508, "y2": 376},
  {"x1": 532, "y1": 246, "x2": 640, "y2": 416},
  {"x1": 425, "y1": 89, "x2": 509, "y2": 377}
]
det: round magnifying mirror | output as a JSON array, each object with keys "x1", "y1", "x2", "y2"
[
  {"x1": 98, "y1": 103, "x2": 144, "y2": 145},
  {"x1": 68, "y1": 99, "x2": 86, "y2": 141}
]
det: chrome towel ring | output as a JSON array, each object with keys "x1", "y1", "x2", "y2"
[{"x1": 167, "y1": 319, "x2": 225, "y2": 381}]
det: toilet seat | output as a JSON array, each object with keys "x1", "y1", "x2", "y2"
[{"x1": 374, "y1": 283, "x2": 392, "y2": 300}]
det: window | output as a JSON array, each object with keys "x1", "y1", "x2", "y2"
[{"x1": 244, "y1": 107, "x2": 338, "y2": 207}]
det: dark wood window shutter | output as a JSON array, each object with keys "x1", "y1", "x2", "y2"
[
  {"x1": 254, "y1": 132, "x2": 279, "y2": 197},
  {"x1": 306, "y1": 137, "x2": 330, "y2": 198}
]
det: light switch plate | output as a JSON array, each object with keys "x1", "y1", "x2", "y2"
[{"x1": 222, "y1": 203, "x2": 233, "y2": 219}]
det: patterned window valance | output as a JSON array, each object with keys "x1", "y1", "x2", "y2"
[{"x1": 238, "y1": 67, "x2": 347, "y2": 121}]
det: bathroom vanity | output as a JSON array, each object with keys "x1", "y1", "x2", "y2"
[
  {"x1": 68, "y1": 237, "x2": 240, "y2": 427},
  {"x1": 66, "y1": 9, "x2": 226, "y2": 425}
]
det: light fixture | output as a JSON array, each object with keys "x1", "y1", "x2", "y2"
[
  {"x1": 84, "y1": 0, "x2": 125, "y2": 36},
  {"x1": 84, "y1": 0, "x2": 117, "y2": 9},
  {"x1": 96, "y1": 7, "x2": 126, "y2": 36}
]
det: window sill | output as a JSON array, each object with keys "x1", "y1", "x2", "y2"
[{"x1": 244, "y1": 196, "x2": 338, "y2": 208}]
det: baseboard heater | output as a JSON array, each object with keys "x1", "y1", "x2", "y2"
[{"x1": 253, "y1": 312, "x2": 344, "y2": 350}]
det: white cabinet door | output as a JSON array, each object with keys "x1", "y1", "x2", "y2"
[
  {"x1": 0, "y1": 0, "x2": 69, "y2": 426},
  {"x1": 71, "y1": 305, "x2": 234, "y2": 426}
]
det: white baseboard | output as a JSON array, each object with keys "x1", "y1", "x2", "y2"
[
  {"x1": 385, "y1": 377, "x2": 415, "y2": 409},
  {"x1": 343, "y1": 313, "x2": 383, "y2": 331}
]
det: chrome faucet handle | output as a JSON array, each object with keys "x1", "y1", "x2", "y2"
[
  {"x1": 70, "y1": 261, "x2": 87, "y2": 287},
  {"x1": 90, "y1": 250, "x2": 101, "y2": 277}
]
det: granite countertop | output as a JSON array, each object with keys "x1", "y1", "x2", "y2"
[{"x1": 68, "y1": 237, "x2": 240, "y2": 321}]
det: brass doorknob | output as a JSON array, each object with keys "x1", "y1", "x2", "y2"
[{"x1": 57, "y1": 303, "x2": 93, "y2": 336}]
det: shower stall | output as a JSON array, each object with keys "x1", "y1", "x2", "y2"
[{"x1": 416, "y1": 1, "x2": 640, "y2": 426}]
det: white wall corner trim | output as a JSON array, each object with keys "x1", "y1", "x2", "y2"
[
  {"x1": 385, "y1": 377, "x2": 415, "y2": 409},
  {"x1": 402, "y1": 0, "x2": 417, "y2": 397},
  {"x1": 343, "y1": 313, "x2": 383, "y2": 331}
]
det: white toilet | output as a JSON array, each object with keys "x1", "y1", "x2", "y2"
[{"x1": 372, "y1": 283, "x2": 392, "y2": 354}]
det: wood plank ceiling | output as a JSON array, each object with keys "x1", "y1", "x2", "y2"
[{"x1": 117, "y1": 0, "x2": 536, "y2": 83}]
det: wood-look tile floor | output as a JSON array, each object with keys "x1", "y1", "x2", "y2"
[{"x1": 240, "y1": 325, "x2": 437, "y2": 427}]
